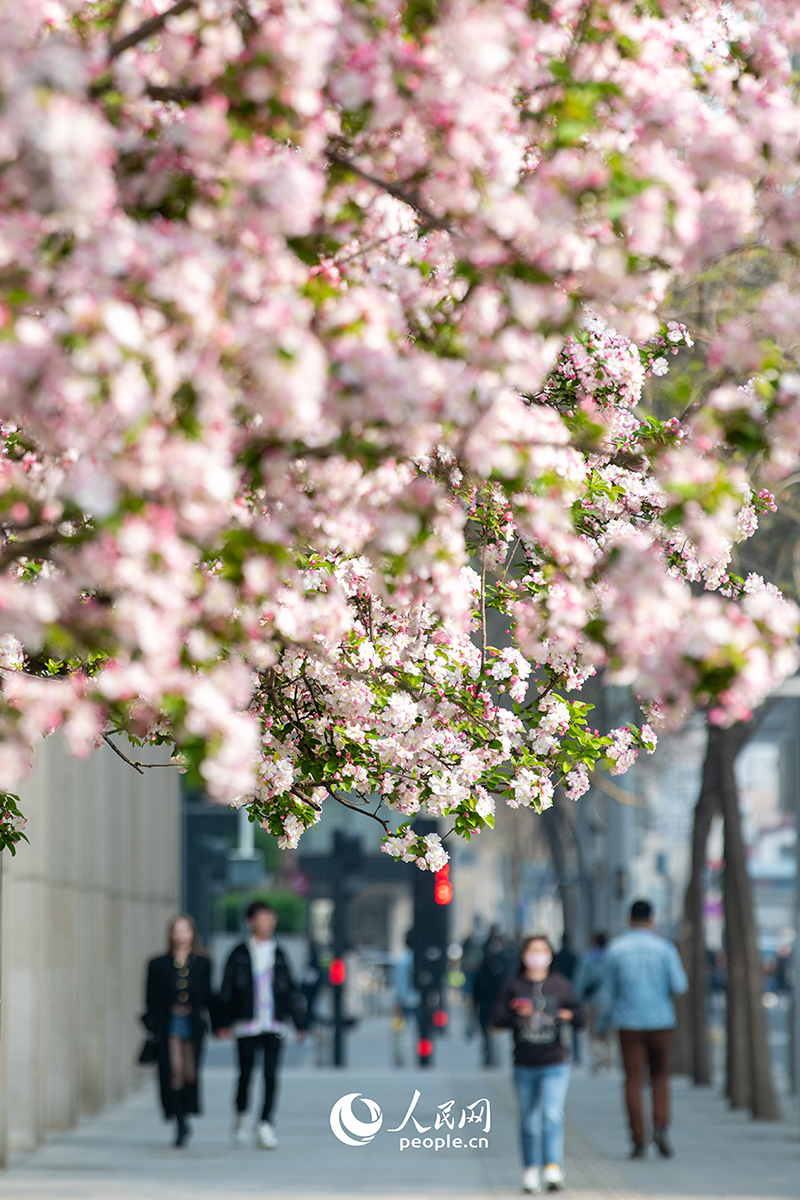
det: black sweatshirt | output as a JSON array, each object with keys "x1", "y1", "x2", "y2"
[{"x1": 492, "y1": 971, "x2": 583, "y2": 1067}]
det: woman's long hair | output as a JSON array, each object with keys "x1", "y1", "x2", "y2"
[
  {"x1": 167, "y1": 912, "x2": 198, "y2": 957},
  {"x1": 517, "y1": 933, "x2": 553, "y2": 976}
]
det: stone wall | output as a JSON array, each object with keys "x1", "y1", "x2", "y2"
[{"x1": 0, "y1": 736, "x2": 180, "y2": 1163}]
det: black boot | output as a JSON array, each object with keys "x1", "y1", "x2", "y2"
[
  {"x1": 172, "y1": 1092, "x2": 191, "y2": 1147},
  {"x1": 175, "y1": 1114, "x2": 189, "y2": 1147}
]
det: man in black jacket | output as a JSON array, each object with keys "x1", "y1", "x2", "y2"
[{"x1": 217, "y1": 901, "x2": 307, "y2": 1149}]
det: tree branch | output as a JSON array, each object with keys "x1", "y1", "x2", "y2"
[
  {"x1": 102, "y1": 733, "x2": 175, "y2": 774},
  {"x1": 108, "y1": 0, "x2": 195, "y2": 59},
  {"x1": 325, "y1": 149, "x2": 449, "y2": 232},
  {"x1": 480, "y1": 552, "x2": 487, "y2": 677},
  {"x1": 146, "y1": 83, "x2": 203, "y2": 102},
  {"x1": 589, "y1": 770, "x2": 646, "y2": 808},
  {"x1": 326, "y1": 785, "x2": 390, "y2": 831},
  {"x1": 103, "y1": 733, "x2": 144, "y2": 773},
  {"x1": 0, "y1": 532, "x2": 61, "y2": 573}
]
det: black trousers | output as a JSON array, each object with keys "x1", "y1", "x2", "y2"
[{"x1": 236, "y1": 1033, "x2": 282, "y2": 1122}]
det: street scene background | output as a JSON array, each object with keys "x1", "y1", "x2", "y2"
[{"x1": 0, "y1": 700, "x2": 799, "y2": 1197}]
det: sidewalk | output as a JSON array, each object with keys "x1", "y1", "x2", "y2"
[
  {"x1": 1, "y1": 1017, "x2": 797, "y2": 1199},
  {"x1": 568, "y1": 1070, "x2": 800, "y2": 1199}
]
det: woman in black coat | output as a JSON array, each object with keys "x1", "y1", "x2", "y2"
[{"x1": 142, "y1": 914, "x2": 214, "y2": 1146}]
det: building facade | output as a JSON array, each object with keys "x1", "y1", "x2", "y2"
[{"x1": 0, "y1": 735, "x2": 180, "y2": 1164}]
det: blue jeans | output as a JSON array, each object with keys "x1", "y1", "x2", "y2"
[{"x1": 514, "y1": 1063, "x2": 571, "y2": 1168}]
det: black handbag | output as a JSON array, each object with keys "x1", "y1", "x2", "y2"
[{"x1": 138, "y1": 1034, "x2": 159, "y2": 1065}]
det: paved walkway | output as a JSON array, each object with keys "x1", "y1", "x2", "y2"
[{"x1": 2, "y1": 1018, "x2": 798, "y2": 1199}]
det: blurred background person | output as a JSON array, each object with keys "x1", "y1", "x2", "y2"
[
  {"x1": 552, "y1": 934, "x2": 579, "y2": 1061},
  {"x1": 552, "y1": 934, "x2": 578, "y2": 984},
  {"x1": 392, "y1": 930, "x2": 421, "y2": 1066},
  {"x1": 460, "y1": 924, "x2": 485, "y2": 1043},
  {"x1": 494, "y1": 934, "x2": 582, "y2": 1194},
  {"x1": 142, "y1": 914, "x2": 214, "y2": 1148},
  {"x1": 574, "y1": 932, "x2": 612, "y2": 1072},
  {"x1": 473, "y1": 925, "x2": 512, "y2": 1067},
  {"x1": 301, "y1": 939, "x2": 323, "y2": 1027},
  {"x1": 773, "y1": 941, "x2": 793, "y2": 995}
]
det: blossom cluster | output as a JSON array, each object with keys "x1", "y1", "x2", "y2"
[{"x1": 0, "y1": 3, "x2": 796, "y2": 860}]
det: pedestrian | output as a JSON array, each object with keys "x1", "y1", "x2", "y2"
[
  {"x1": 574, "y1": 932, "x2": 612, "y2": 1072},
  {"x1": 595, "y1": 899, "x2": 688, "y2": 1159},
  {"x1": 473, "y1": 926, "x2": 513, "y2": 1066},
  {"x1": 217, "y1": 900, "x2": 307, "y2": 1149},
  {"x1": 142, "y1": 913, "x2": 215, "y2": 1147},
  {"x1": 552, "y1": 933, "x2": 578, "y2": 982},
  {"x1": 301, "y1": 938, "x2": 323, "y2": 1026},
  {"x1": 461, "y1": 925, "x2": 484, "y2": 974},
  {"x1": 394, "y1": 930, "x2": 421, "y2": 1023},
  {"x1": 494, "y1": 934, "x2": 583, "y2": 1194},
  {"x1": 460, "y1": 927, "x2": 485, "y2": 1043},
  {"x1": 392, "y1": 930, "x2": 421, "y2": 1065},
  {"x1": 773, "y1": 942, "x2": 792, "y2": 994},
  {"x1": 552, "y1": 933, "x2": 580, "y2": 1061}
]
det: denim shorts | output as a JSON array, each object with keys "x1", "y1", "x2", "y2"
[{"x1": 169, "y1": 1013, "x2": 192, "y2": 1039}]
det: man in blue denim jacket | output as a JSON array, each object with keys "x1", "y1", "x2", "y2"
[{"x1": 596, "y1": 900, "x2": 687, "y2": 1160}]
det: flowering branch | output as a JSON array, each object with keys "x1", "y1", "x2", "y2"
[
  {"x1": 0, "y1": 1, "x2": 798, "y2": 861},
  {"x1": 108, "y1": 0, "x2": 196, "y2": 59},
  {"x1": 325, "y1": 149, "x2": 449, "y2": 232},
  {"x1": 101, "y1": 734, "x2": 176, "y2": 775}
]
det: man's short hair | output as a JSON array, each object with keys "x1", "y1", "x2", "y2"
[
  {"x1": 246, "y1": 900, "x2": 276, "y2": 921},
  {"x1": 630, "y1": 899, "x2": 653, "y2": 924}
]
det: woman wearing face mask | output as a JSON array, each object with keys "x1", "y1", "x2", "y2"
[{"x1": 494, "y1": 935, "x2": 583, "y2": 1194}]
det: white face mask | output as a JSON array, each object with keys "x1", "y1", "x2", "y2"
[{"x1": 523, "y1": 951, "x2": 552, "y2": 972}]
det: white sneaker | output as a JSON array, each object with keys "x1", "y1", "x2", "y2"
[
  {"x1": 522, "y1": 1166, "x2": 542, "y2": 1194},
  {"x1": 257, "y1": 1120, "x2": 278, "y2": 1150},
  {"x1": 232, "y1": 1114, "x2": 250, "y2": 1145},
  {"x1": 543, "y1": 1164, "x2": 565, "y2": 1191}
]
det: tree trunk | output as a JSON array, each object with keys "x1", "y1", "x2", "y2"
[
  {"x1": 677, "y1": 733, "x2": 720, "y2": 1081},
  {"x1": 542, "y1": 789, "x2": 584, "y2": 951},
  {"x1": 677, "y1": 708, "x2": 779, "y2": 1107},
  {"x1": 718, "y1": 723, "x2": 781, "y2": 1120},
  {"x1": 672, "y1": 970, "x2": 693, "y2": 1076},
  {"x1": 723, "y1": 788, "x2": 752, "y2": 1108}
]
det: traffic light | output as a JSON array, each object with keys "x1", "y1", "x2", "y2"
[
  {"x1": 435, "y1": 863, "x2": 453, "y2": 905},
  {"x1": 328, "y1": 958, "x2": 346, "y2": 986},
  {"x1": 417, "y1": 1037, "x2": 434, "y2": 1060},
  {"x1": 411, "y1": 819, "x2": 451, "y2": 1066}
]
